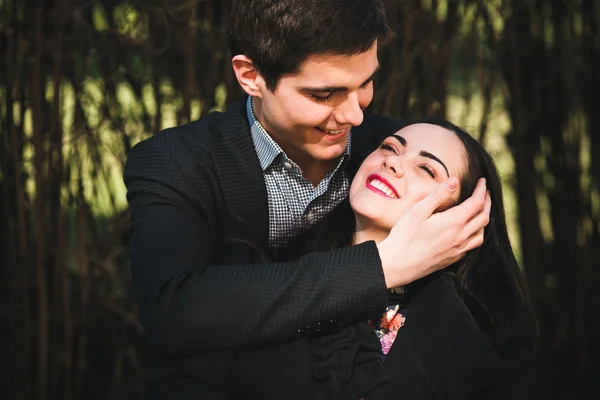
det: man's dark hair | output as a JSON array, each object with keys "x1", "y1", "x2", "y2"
[{"x1": 225, "y1": 0, "x2": 393, "y2": 91}]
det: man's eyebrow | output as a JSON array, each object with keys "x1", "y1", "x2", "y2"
[
  {"x1": 298, "y1": 65, "x2": 380, "y2": 93},
  {"x1": 389, "y1": 135, "x2": 450, "y2": 177}
]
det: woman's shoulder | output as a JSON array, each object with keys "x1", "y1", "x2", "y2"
[
  {"x1": 402, "y1": 272, "x2": 536, "y2": 398},
  {"x1": 368, "y1": 272, "x2": 532, "y2": 399},
  {"x1": 471, "y1": 332, "x2": 536, "y2": 399}
]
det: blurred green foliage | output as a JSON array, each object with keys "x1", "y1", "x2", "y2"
[{"x1": 1, "y1": 0, "x2": 599, "y2": 399}]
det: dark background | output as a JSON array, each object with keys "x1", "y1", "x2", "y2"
[{"x1": 1, "y1": 0, "x2": 599, "y2": 399}]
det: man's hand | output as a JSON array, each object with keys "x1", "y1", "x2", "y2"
[{"x1": 377, "y1": 177, "x2": 491, "y2": 289}]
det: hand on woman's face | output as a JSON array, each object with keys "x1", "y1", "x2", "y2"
[{"x1": 350, "y1": 123, "x2": 467, "y2": 232}]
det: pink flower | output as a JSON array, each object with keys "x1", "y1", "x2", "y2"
[
  {"x1": 379, "y1": 305, "x2": 400, "y2": 330},
  {"x1": 378, "y1": 309, "x2": 405, "y2": 354},
  {"x1": 388, "y1": 312, "x2": 405, "y2": 332},
  {"x1": 380, "y1": 329, "x2": 398, "y2": 354}
]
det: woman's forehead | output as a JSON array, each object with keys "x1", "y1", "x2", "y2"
[{"x1": 393, "y1": 124, "x2": 467, "y2": 177}]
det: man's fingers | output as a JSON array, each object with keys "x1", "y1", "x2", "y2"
[
  {"x1": 443, "y1": 177, "x2": 487, "y2": 223},
  {"x1": 459, "y1": 190, "x2": 492, "y2": 242},
  {"x1": 415, "y1": 177, "x2": 459, "y2": 218},
  {"x1": 457, "y1": 227, "x2": 486, "y2": 254}
]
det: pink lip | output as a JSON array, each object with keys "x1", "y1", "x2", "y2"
[
  {"x1": 315, "y1": 127, "x2": 350, "y2": 141},
  {"x1": 366, "y1": 173, "x2": 400, "y2": 199}
]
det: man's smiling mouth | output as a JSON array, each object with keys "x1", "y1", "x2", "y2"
[{"x1": 316, "y1": 127, "x2": 348, "y2": 136}]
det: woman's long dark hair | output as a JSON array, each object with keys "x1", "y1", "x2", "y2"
[{"x1": 301, "y1": 118, "x2": 536, "y2": 349}]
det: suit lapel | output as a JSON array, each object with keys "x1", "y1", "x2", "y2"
[{"x1": 209, "y1": 98, "x2": 269, "y2": 251}]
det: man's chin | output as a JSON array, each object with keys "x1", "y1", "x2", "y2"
[{"x1": 309, "y1": 143, "x2": 348, "y2": 160}]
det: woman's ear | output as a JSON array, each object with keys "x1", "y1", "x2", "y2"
[{"x1": 231, "y1": 55, "x2": 264, "y2": 97}]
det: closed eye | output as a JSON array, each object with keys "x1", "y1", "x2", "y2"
[
  {"x1": 380, "y1": 143, "x2": 398, "y2": 154},
  {"x1": 311, "y1": 81, "x2": 371, "y2": 103},
  {"x1": 360, "y1": 79, "x2": 373, "y2": 89},
  {"x1": 310, "y1": 93, "x2": 333, "y2": 103},
  {"x1": 419, "y1": 164, "x2": 437, "y2": 178}
]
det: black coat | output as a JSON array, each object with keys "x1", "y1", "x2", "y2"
[
  {"x1": 124, "y1": 98, "x2": 535, "y2": 399},
  {"x1": 228, "y1": 272, "x2": 536, "y2": 400}
]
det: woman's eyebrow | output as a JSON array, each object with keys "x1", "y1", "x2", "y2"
[
  {"x1": 390, "y1": 134, "x2": 406, "y2": 146},
  {"x1": 390, "y1": 135, "x2": 449, "y2": 177},
  {"x1": 420, "y1": 150, "x2": 449, "y2": 178}
]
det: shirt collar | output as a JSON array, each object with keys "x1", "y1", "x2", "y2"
[
  {"x1": 247, "y1": 96, "x2": 352, "y2": 171},
  {"x1": 247, "y1": 96, "x2": 284, "y2": 170}
]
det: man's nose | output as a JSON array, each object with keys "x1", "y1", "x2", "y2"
[{"x1": 333, "y1": 93, "x2": 364, "y2": 126}]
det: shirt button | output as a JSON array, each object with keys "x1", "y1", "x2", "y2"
[
  {"x1": 283, "y1": 161, "x2": 292, "y2": 170},
  {"x1": 306, "y1": 211, "x2": 315, "y2": 222}
]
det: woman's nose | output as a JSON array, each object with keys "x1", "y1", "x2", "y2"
[{"x1": 381, "y1": 156, "x2": 405, "y2": 177}]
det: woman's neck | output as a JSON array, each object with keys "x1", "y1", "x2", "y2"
[{"x1": 352, "y1": 219, "x2": 389, "y2": 245}]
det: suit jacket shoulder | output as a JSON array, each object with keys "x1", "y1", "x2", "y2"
[{"x1": 132, "y1": 107, "x2": 227, "y2": 172}]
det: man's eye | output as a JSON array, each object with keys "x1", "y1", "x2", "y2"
[{"x1": 310, "y1": 93, "x2": 333, "y2": 102}]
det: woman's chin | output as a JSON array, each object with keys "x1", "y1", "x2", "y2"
[{"x1": 352, "y1": 206, "x2": 406, "y2": 229}]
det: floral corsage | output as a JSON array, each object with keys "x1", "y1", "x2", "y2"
[{"x1": 369, "y1": 304, "x2": 406, "y2": 355}]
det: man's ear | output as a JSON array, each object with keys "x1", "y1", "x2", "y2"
[{"x1": 232, "y1": 55, "x2": 264, "y2": 97}]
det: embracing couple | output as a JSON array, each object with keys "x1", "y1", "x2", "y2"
[{"x1": 124, "y1": 0, "x2": 537, "y2": 398}]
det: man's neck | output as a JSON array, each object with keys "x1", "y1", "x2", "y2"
[{"x1": 299, "y1": 158, "x2": 337, "y2": 187}]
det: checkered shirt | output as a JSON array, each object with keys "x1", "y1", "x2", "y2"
[{"x1": 247, "y1": 96, "x2": 351, "y2": 247}]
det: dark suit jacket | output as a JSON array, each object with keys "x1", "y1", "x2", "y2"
[
  {"x1": 124, "y1": 98, "x2": 535, "y2": 398},
  {"x1": 228, "y1": 272, "x2": 536, "y2": 400}
]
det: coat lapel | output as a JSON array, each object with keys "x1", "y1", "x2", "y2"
[{"x1": 209, "y1": 98, "x2": 270, "y2": 251}]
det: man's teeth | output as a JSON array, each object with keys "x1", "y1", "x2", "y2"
[
  {"x1": 370, "y1": 178, "x2": 397, "y2": 198},
  {"x1": 321, "y1": 128, "x2": 345, "y2": 135}
]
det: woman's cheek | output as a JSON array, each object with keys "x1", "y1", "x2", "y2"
[
  {"x1": 404, "y1": 183, "x2": 429, "y2": 204},
  {"x1": 405, "y1": 184, "x2": 439, "y2": 208}
]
